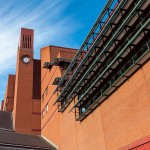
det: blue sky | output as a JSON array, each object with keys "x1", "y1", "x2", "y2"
[{"x1": 0, "y1": 0, "x2": 106, "y2": 103}]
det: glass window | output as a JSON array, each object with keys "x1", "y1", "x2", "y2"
[
  {"x1": 42, "y1": 94, "x2": 44, "y2": 102},
  {"x1": 46, "y1": 86, "x2": 48, "y2": 96},
  {"x1": 42, "y1": 111, "x2": 44, "y2": 119},
  {"x1": 46, "y1": 104, "x2": 49, "y2": 113}
]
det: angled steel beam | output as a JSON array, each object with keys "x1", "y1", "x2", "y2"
[
  {"x1": 65, "y1": 0, "x2": 146, "y2": 105},
  {"x1": 54, "y1": 0, "x2": 123, "y2": 93},
  {"x1": 70, "y1": 18, "x2": 150, "y2": 112},
  {"x1": 54, "y1": 0, "x2": 128, "y2": 104}
]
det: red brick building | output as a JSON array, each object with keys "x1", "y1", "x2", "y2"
[{"x1": 0, "y1": 0, "x2": 150, "y2": 149}]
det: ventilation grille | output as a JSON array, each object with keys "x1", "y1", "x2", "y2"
[{"x1": 22, "y1": 35, "x2": 32, "y2": 49}]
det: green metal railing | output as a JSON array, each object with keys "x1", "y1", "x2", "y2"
[
  {"x1": 69, "y1": 18, "x2": 150, "y2": 114},
  {"x1": 54, "y1": 0, "x2": 132, "y2": 105},
  {"x1": 54, "y1": 0, "x2": 149, "y2": 121},
  {"x1": 54, "y1": 0, "x2": 125, "y2": 99},
  {"x1": 77, "y1": 11, "x2": 149, "y2": 98},
  {"x1": 56, "y1": 0, "x2": 146, "y2": 110},
  {"x1": 75, "y1": 40, "x2": 150, "y2": 120}
]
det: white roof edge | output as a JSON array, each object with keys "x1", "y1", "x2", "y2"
[{"x1": 41, "y1": 136, "x2": 59, "y2": 150}]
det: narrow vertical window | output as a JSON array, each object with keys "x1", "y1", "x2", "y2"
[
  {"x1": 46, "y1": 86, "x2": 48, "y2": 96},
  {"x1": 42, "y1": 111, "x2": 44, "y2": 119},
  {"x1": 27, "y1": 36, "x2": 29, "y2": 49},
  {"x1": 46, "y1": 104, "x2": 48, "y2": 113},
  {"x1": 30, "y1": 36, "x2": 31, "y2": 42},
  {"x1": 22, "y1": 35, "x2": 24, "y2": 48},
  {"x1": 29, "y1": 36, "x2": 31, "y2": 48},
  {"x1": 42, "y1": 94, "x2": 44, "y2": 102}
]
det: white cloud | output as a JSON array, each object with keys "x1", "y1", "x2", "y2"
[
  {"x1": 0, "y1": 0, "x2": 82, "y2": 101},
  {"x1": 0, "y1": 0, "x2": 80, "y2": 75}
]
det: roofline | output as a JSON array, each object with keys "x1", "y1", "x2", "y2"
[
  {"x1": 0, "y1": 128, "x2": 14, "y2": 132},
  {"x1": 8, "y1": 74, "x2": 15, "y2": 76},
  {"x1": 42, "y1": 136, "x2": 58, "y2": 150},
  {"x1": 0, "y1": 142, "x2": 53, "y2": 150},
  {"x1": 41, "y1": 45, "x2": 78, "y2": 51},
  {"x1": 21, "y1": 27, "x2": 34, "y2": 32},
  {"x1": 0, "y1": 110, "x2": 12, "y2": 113},
  {"x1": 33, "y1": 59, "x2": 41, "y2": 61}
]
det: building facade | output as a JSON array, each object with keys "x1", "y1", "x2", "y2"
[{"x1": 1, "y1": 0, "x2": 150, "y2": 149}]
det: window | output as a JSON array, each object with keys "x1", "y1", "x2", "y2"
[
  {"x1": 81, "y1": 107, "x2": 86, "y2": 114},
  {"x1": 46, "y1": 104, "x2": 49, "y2": 113},
  {"x1": 42, "y1": 94, "x2": 44, "y2": 102},
  {"x1": 42, "y1": 111, "x2": 44, "y2": 119},
  {"x1": 46, "y1": 86, "x2": 48, "y2": 96}
]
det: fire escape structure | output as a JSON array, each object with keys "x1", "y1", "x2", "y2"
[{"x1": 54, "y1": 0, "x2": 150, "y2": 121}]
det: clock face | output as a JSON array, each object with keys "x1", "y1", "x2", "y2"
[{"x1": 22, "y1": 56, "x2": 31, "y2": 64}]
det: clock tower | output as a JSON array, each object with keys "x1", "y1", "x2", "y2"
[{"x1": 13, "y1": 28, "x2": 34, "y2": 134}]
